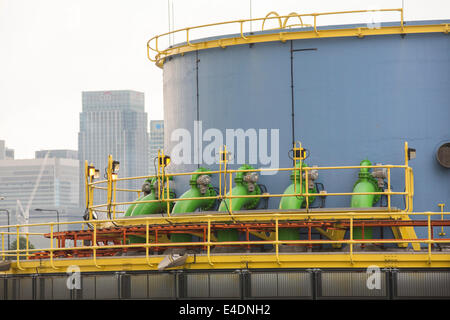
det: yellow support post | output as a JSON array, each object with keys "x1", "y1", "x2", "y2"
[
  {"x1": 157, "y1": 150, "x2": 161, "y2": 200},
  {"x1": 145, "y1": 221, "x2": 154, "y2": 267},
  {"x1": 387, "y1": 167, "x2": 391, "y2": 212},
  {"x1": 299, "y1": 142, "x2": 303, "y2": 199},
  {"x1": 1, "y1": 232, "x2": 4, "y2": 260},
  {"x1": 293, "y1": 142, "x2": 297, "y2": 194},
  {"x1": 292, "y1": 141, "x2": 306, "y2": 196},
  {"x1": 207, "y1": 219, "x2": 213, "y2": 266},
  {"x1": 87, "y1": 162, "x2": 95, "y2": 221},
  {"x1": 404, "y1": 141, "x2": 409, "y2": 170},
  {"x1": 112, "y1": 177, "x2": 117, "y2": 220},
  {"x1": 428, "y1": 213, "x2": 432, "y2": 264},
  {"x1": 166, "y1": 175, "x2": 171, "y2": 216},
  {"x1": 89, "y1": 178, "x2": 94, "y2": 220},
  {"x1": 438, "y1": 204, "x2": 446, "y2": 236},
  {"x1": 305, "y1": 168, "x2": 309, "y2": 211},
  {"x1": 350, "y1": 217, "x2": 354, "y2": 265},
  {"x1": 229, "y1": 169, "x2": 233, "y2": 216},
  {"x1": 106, "y1": 154, "x2": 113, "y2": 219},
  {"x1": 93, "y1": 222, "x2": 102, "y2": 269},
  {"x1": 275, "y1": 218, "x2": 281, "y2": 265},
  {"x1": 26, "y1": 234, "x2": 29, "y2": 260},
  {"x1": 84, "y1": 160, "x2": 89, "y2": 209},
  {"x1": 49, "y1": 224, "x2": 57, "y2": 270},
  {"x1": 85, "y1": 161, "x2": 96, "y2": 221}
]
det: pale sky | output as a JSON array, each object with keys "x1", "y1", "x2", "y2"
[{"x1": 0, "y1": 0, "x2": 448, "y2": 159}]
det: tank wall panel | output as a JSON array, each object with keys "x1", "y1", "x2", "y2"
[{"x1": 163, "y1": 32, "x2": 450, "y2": 226}]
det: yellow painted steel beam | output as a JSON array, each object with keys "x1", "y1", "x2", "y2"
[
  {"x1": 114, "y1": 211, "x2": 409, "y2": 227},
  {"x1": 3, "y1": 253, "x2": 450, "y2": 275},
  {"x1": 392, "y1": 215, "x2": 421, "y2": 251},
  {"x1": 189, "y1": 232, "x2": 218, "y2": 242},
  {"x1": 153, "y1": 24, "x2": 449, "y2": 68},
  {"x1": 250, "y1": 231, "x2": 274, "y2": 241},
  {"x1": 315, "y1": 226, "x2": 347, "y2": 249}
]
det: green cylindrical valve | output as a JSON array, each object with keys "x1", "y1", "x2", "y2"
[
  {"x1": 350, "y1": 159, "x2": 382, "y2": 239},
  {"x1": 171, "y1": 168, "x2": 217, "y2": 243},
  {"x1": 126, "y1": 177, "x2": 174, "y2": 243},
  {"x1": 279, "y1": 161, "x2": 317, "y2": 240},
  {"x1": 217, "y1": 165, "x2": 262, "y2": 242}
]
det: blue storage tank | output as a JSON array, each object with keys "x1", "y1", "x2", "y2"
[{"x1": 161, "y1": 20, "x2": 450, "y2": 233}]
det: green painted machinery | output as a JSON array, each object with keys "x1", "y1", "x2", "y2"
[
  {"x1": 279, "y1": 161, "x2": 318, "y2": 240},
  {"x1": 125, "y1": 177, "x2": 175, "y2": 243},
  {"x1": 170, "y1": 167, "x2": 217, "y2": 243},
  {"x1": 217, "y1": 164, "x2": 262, "y2": 242},
  {"x1": 350, "y1": 159, "x2": 383, "y2": 239}
]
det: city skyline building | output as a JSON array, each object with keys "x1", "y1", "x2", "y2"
[
  {"x1": 0, "y1": 148, "x2": 82, "y2": 249},
  {"x1": 0, "y1": 155, "x2": 81, "y2": 246},
  {"x1": 0, "y1": 158, "x2": 80, "y2": 211},
  {"x1": 78, "y1": 90, "x2": 149, "y2": 210},
  {"x1": 0, "y1": 140, "x2": 14, "y2": 160},
  {"x1": 149, "y1": 120, "x2": 164, "y2": 175},
  {"x1": 36, "y1": 149, "x2": 78, "y2": 160}
]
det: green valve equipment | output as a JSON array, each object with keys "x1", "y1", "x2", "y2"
[
  {"x1": 350, "y1": 159, "x2": 385, "y2": 239},
  {"x1": 279, "y1": 161, "x2": 318, "y2": 240},
  {"x1": 217, "y1": 164, "x2": 262, "y2": 242},
  {"x1": 170, "y1": 167, "x2": 217, "y2": 243},
  {"x1": 125, "y1": 177, "x2": 175, "y2": 243}
]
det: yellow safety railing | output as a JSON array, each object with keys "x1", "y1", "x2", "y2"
[
  {"x1": 87, "y1": 142, "x2": 414, "y2": 218},
  {"x1": 0, "y1": 211, "x2": 449, "y2": 269},
  {"x1": 91, "y1": 164, "x2": 410, "y2": 211},
  {"x1": 1, "y1": 141, "x2": 447, "y2": 269},
  {"x1": 147, "y1": 8, "x2": 405, "y2": 66}
]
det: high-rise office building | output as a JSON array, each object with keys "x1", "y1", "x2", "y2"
[
  {"x1": 78, "y1": 90, "x2": 149, "y2": 209},
  {"x1": 0, "y1": 140, "x2": 14, "y2": 160},
  {"x1": 0, "y1": 156, "x2": 81, "y2": 248},
  {"x1": 36, "y1": 149, "x2": 78, "y2": 160},
  {"x1": 0, "y1": 157, "x2": 80, "y2": 210},
  {"x1": 148, "y1": 120, "x2": 164, "y2": 174}
]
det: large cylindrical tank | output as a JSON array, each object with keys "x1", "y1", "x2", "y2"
[{"x1": 162, "y1": 20, "x2": 450, "y2": 227}]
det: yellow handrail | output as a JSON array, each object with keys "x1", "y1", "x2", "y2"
[
  {"x1": 3, "y1": 210, "x2": 446, "y2": 232},
  {"x1": 87, "y1": 163, "x2": 412, "y2": 213},
  {"x1": 147, "y1": 8, "x2": 406, "y2": 66},
  {"x1": 2, "y1": 142, "x2": 449, "y2": 269},
  {"x1": 262, "y1": 11, "x2": 283, "y2": 31},
  {"x1": 282, "y1": 12, "x2": 311, "y2": 29},
  {"x1": 0, "y1": 211, "x2": 448, "y2": 270}
]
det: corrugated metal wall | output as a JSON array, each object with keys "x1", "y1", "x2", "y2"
[
  {"x1": 250, "y1": 272, "x2": 311, "y2": 298},
  {"x1": 1, "y1": 269, "x2": 449, "y2": 300},
  {"x1": 396, "y1": 271, "x2": 450, "y2": 298},
  {"x1": 320, "y1": 270, "x2": 386, "y2": 298}
]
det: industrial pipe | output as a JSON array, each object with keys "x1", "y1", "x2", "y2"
[
  {"x1": 170, "y1": 168, "x2": 217, "y2": 243},
  {"x1": 279, "y1": 161, "x2": 317, "y2": 240},
  {"x1": 350, "y1": 159, "x2": 383, "y2": 239},
  {"x1": 126, "y1": 177, "x2": 175, "y2": 243}
]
